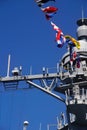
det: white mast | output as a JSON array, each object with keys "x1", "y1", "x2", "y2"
[{"x1": 7, "y1": 54, "x2": 11, "y2": 77}]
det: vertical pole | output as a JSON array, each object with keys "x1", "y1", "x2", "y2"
[
  {"x1": 30, "y1": 66, "x2": 32, "y2": 75},
  {"x1": 47, "y1": 124, "x2": 49, "y2": 130},
  {"x1": 86, "y1": 89, "x2": 87, "y2": 99},
  {"x1": 81, "y1": 5, "x2": 84, "y2": 22},
  {"x1": 7, "y1": 54, "x2": 11, "y2": 77},
  {"x1": 23, "y1": 121, "x2": 29, "y2": 130},
  {"x1": 57, "y1": 62, "x2": 59, "y2": 74},
  {"x1": 39, "y1": 123, "x2": 42, "y2": 130}
]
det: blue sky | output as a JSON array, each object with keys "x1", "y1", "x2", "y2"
[{"x1": 0, "y1": 0, "x2": 86, "y2": 130}]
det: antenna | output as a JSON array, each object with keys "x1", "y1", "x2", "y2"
[
  {"x1": 39, "y1": 123, "x2": 42, "y2": 130},
  {"x1": 7, "y1": 54, "x2": 11, "y2": 77},
  {"x1": 81, "y1": 6, "x2": 84, "y2": 22},
  {"x1": 23, "y1": 121, "x2": 29, "y2": 130},
  {"x1": 30, "y1": 66, "x2": 32, "y2": 75}
]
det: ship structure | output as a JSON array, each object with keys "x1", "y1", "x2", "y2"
[
  {"x1": 0, "y1": 18, "x2": 87, "y2": 130},
  {"x1": 54, "y1": 18, "x2": 87, "y2": 130}
]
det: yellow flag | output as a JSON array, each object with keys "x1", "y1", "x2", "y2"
[{"x1": 65, "y1": 35, "x2": 80, "y2": 49}]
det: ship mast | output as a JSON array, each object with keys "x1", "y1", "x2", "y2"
[
  {"x1": 54, "y1": 18, "x2": 87, "y2": 130},
  {"x1": 0, "y1": 18, "x2": 87, "y2": 130}
]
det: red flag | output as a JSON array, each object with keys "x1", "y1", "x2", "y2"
[
  {"x1": 41, "y1": 6, "x2": 58, "y2": 13},
  {"x1": 41, "y1": 6, "x2": 58, "y2": 20}
]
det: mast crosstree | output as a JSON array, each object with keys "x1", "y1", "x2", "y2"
[{"x1": 1, "y1": 18, "x2": 87, "y2": 130}]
